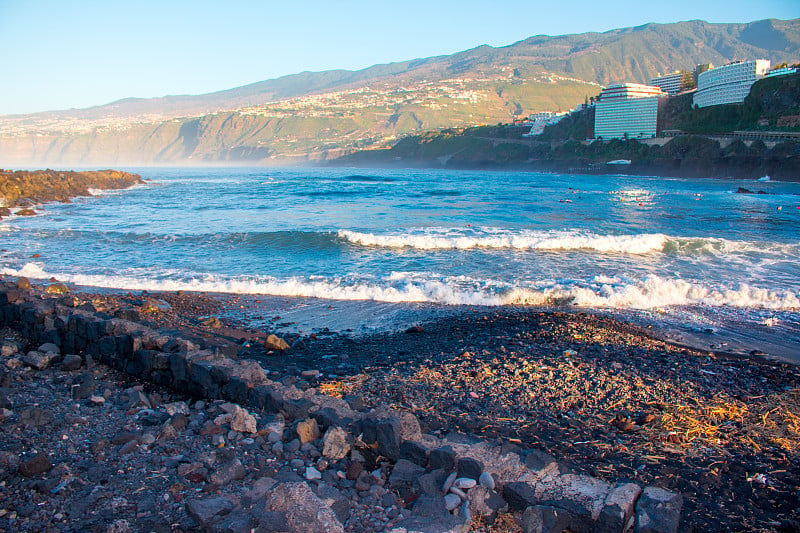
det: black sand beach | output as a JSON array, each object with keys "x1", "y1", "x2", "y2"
[{"x1": 2, "y1": 284, "x2": 796, "y2": 531}]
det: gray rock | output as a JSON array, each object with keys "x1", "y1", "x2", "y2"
[
  {"x1": 23, "y1": 350, "x2": 58, "y2": 370},
  {"x1": 503, "y1": 481, "x2": 539, "y2": 511},
  {"x1": 535, "y1": 473, "x2": 614, "y2": 529},
  {"x1": 634, "y1": 486, "x2": 683, "y2": 533},
  {"x1": 525, "y1": 449, "x2": 557, "y2": 475},
  {"x1": 418, "y1": 469, "x2": 448, "y2": 496},
  {"x1": 304, "y1": 466, "x2": 322, "y2": 481},
  {"x1": 321, "y1": 427, "x2": 350, "y2": 460},
  {"x1": 467, "y1": 486, "x2": 507, "y2": 522},
  {"x1": 254, "y1": 511, "x2": 290, "y2": 532},
  {"x1": 211, "y1": 509, "x2": 252, "y2": 533},
  {"x1": 60, "y1": 354, "x2": 83, "y2": 371},
  {"x1": 376, "y1": 417, "x2": 402, "y2": 460},
  {"x1": 429, "y1": 446, "x2": 457, "y2": 472},
  {"x1": 38, "y1": 342, "x2": 60, "y2": 354},
  {"x1": 313, "y1": 482, "x2": 350, "y2": 524},
  {"x1": 456, "y1": 457, "x2": 483, "y2": 480},
  {"x1": 454, "y1": 477, "x2": 477, "y2": 489},
  {"x1": 479, "y1": 471, "x2": 496, "y2": 490},
  {"x1": 185, "y1": 497, "x2": 234, "y2": 530},
  {"x1": 599, "y1": 482, "x2": 641, "y2": 533},
  {"x1": 390, "y1": 515, "x2": 470, "y2": 533},
  {"x1": 388, "y1": 459, "x2": 425, "y2": 489},
  {"x1": 210, "y1": 459, "x2": 246, "y2": 486},
  {"x1": 400, "y1": 440, "x2": 430, "y2": 467},
  {"x1": 521, "y1": 505, "x2": 573, "y2": 533},
  {"x1": 444, "y1": 493, "x2": 461, "y2": 511},
  {"x1": 248, "y1": 476, "x2": 277, "y2": 501},
  {"x1": 259, "y1": 481, "x2": 344, "y2": 533},
  {"x1": 412, "y1": 494, "x2": 451, "y2": 518},
  {"x1": 442, "y1": 472, "x2": 457, "y2": 493}
]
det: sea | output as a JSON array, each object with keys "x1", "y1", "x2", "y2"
[{"x1": 2, "y1": 167, "x2": 799, "y2": 362}]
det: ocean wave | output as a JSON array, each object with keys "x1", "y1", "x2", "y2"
[
  {"x1": 4, "y1": 263, "x2": 798, "y2": 311},
  {"x1": 338, "y1": 228, "x2": 669, "y2": 254},
  {"x1": 500, "y1": 276, "x2": 800, "y2": 310},
  {"x1": 338, "y1": 228, "x2": 799, "y2": 258}
]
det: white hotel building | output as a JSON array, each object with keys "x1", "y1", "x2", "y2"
[
  {"x1": 649, "y1": 72, "x2": 685, "y2": 95},
  {"x1": 693, "y1": 59, "x2": 771, "y2": 108},
  {"x1": 594, "y1": 83, "x2": 666, "y2": 139}
]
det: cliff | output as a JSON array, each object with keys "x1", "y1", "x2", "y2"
[{"x1": 0, "y1": 169, "x2": 143, "y2": 207}]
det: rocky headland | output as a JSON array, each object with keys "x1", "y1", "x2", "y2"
[
  {"x1": 0, "y1": 169, "x2": 143, "y2": 216},
  {"x1": 0, "y1": 281, "x2": 798, "y2": 532}
]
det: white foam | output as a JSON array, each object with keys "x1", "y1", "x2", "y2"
[
  {"x1": 339, "y1": 228, "x2": 800, "y2": 260},
  {"x1": 339, "y1": 228, "x2": 670, "y2": 254},
  {"x1": 500, "y1": 275, "x2": 800, "y2": 310},
  {"x1": 3, "y1": 263, "x2": 797, "y2": 312}
]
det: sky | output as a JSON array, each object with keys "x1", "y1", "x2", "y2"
[{"x1": 1, "y1": 0, "x2": 798, "y2": 115}]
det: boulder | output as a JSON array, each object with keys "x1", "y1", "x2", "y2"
[
  {"x1": 321, "y1": 427, "x2": 350, "y2": 460},
  {"x1": 295, "y1": 418, "x2": 320, "y2": 444},
  {"x1": 60, "y1": 354, "x2": 83, "y2": 371},
  {"x1": 634, "y1": 486, "x2": 683, "y2": 533},
  {"x1": 265, "y1": 334, "x2": 289, "y2": 352},
  {"x1": 23, "y1": 350, "x2": 59, "y2": 370},
  {"x1": 185, "y1": 497, "x2": 235, "y2": 530},
  {"x1": 18, "y1": 453, "x2": 52, "y2": 477},
  {"x1": 388, "y1": 459, "x2": 426, "y2": 490},
  {"x1": 44, "y1": 283, "x2": 69, "y2": 295},
  {"x1": 230, "y1": 406, "x2": 257, "y2": 434},
  {"x1": 429, "y1": 446, "x2": 457, "y2": 472},
  {"x1": 259, "y1": 482, "x2": 344, "y2": 533},
  {"x1": 520, "y1": 505, "x2": 573, "y2": 533}
]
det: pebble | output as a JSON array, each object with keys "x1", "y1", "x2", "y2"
[
  {"x1": 454, "y1": 477, "x2": 476, "y2": 489},
  {"x1": 444, "y1": 493, "x2": 461, "y2": 511},
  {"x1": 449, "y1": 486, "x2": 467, "y2": 500},
  {"x1": 442, "y1": 472, "x2": 457, "y2": 493},
  {"x1": 479, "y1": 471, "x2": 495, "y2": 490}
]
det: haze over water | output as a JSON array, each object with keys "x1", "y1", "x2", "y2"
[{"x1": 2, "y1": 167, "x2": 799, "y2": 360}]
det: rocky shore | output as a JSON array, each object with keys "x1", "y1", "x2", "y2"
[
  {"x1": 0, "y1": 281, "x2": 798, "y2": 532},
  {"x1": 0, "y1": 169, "x2": 143, "y2": 215}
]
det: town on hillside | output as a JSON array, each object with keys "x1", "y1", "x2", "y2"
[{"x1": 515, "y1": 59, "x2": 800, "y2": 146}]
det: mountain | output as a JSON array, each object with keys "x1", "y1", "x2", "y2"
[{"x1": 1, "y1": 18, "x2": 798, "y2": 166}]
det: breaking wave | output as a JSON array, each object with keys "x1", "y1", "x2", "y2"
[
  {"x1": 4, "y1": 263, "x2": 798, "y2": 311},
  {"x1": 337, "y1": 228, "x2": 797, "y2": 257}
]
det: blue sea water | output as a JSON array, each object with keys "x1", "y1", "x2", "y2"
[{"x1": 2, "y1": 167, "x2": 799, "y2": 359}]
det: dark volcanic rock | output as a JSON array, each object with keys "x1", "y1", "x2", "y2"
[{"x1": 18, "y1": 453, "x2": 52, "y2": 477}]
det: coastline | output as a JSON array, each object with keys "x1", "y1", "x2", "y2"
[{"x1": 3, "y1": 279, "x2": 799, "y2": 531}]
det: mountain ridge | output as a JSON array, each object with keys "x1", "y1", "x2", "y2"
[{"x1": 1, "y1": 17, "x2": 798, "y2": 165}]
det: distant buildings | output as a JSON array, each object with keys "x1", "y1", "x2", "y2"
[
  {"x1": 693, "y1": 59, "x2": 771, "y2": 108},
  {"x1": 521, "y1": 111, "x2": 567, "y2": 136},
  {"x1": 766, "y1": 66, "x2": 799, "y2": 78},
  {"x1": 648, "y1": 72, "x2": 685, "y2": 95},
  {"x1": 594, "y1": 83, "x2": 666, "y2": 139}
]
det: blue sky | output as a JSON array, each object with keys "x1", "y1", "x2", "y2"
[{"x1": 1, "y1": 0, "x2": 798, "y2": 115}]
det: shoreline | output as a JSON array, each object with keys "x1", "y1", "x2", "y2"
[
  {"x1": 39, "y1": 281, "x2": 800, "y2": 366},
  {"x1": 4, "y1": 279, "x2": 799, "y2": 530}
]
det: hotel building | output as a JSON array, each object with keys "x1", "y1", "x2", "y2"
[
  {"x1": 649, "y1": 72, "x2": 685, "y2": 95},
  {"x1": 693, "y1": 59, "x2": 771, "y2": 108},
  {"x1": 594, "y1": 83, "x2": 666, "y2": 139}
]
